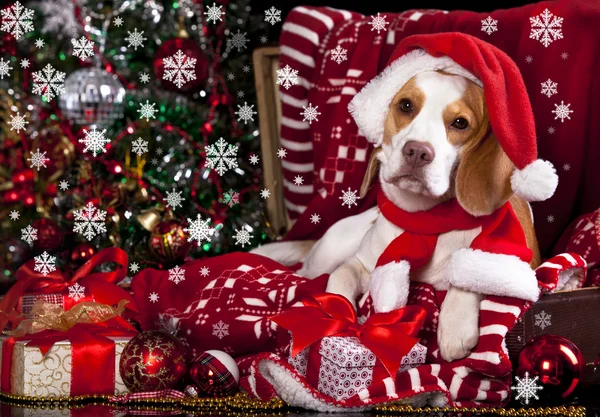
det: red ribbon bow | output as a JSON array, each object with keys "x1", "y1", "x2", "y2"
[
  {"x1": 271, "y1": 293, "x2": 427, "y2": 377},
  {"x1": 0, "y1": 247, "x2": 137, "y2": 330}
]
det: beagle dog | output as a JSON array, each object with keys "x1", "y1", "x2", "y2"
[{"x1": 252, "y1": 69, "x2": 540, "y2": 362}]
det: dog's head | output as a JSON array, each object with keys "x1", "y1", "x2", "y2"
[{"x1": 360, "y1": 70, "x2": 513, "y2": 216}]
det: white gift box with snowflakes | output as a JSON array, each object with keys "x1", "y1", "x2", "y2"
[{"x1": 288, "y1": 336, "x2": 427, "y2": 401}]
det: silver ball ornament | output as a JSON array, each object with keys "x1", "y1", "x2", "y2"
[{"x1": 59, "y1": 67, "x2": 126, "y2": 128}]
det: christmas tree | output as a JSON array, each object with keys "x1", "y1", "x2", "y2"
[{"x1": 0, "y1": 0, "x2": 279, "y2": 291}]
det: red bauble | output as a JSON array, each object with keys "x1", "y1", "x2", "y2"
[
  {"x1": 188, "y1": 350, "x2": 239, "y2": 397},
  {"x1": 70, "y1": 242, "x2": 97, "y2": 264},
  {"x1": 153, "y1": 37, "x2": 209, "y2": 92},
  {"x1": 119, "y1": 330, "x2": 188, "y2": 392},
  {"x1": 516, "y1": 334, "x2": 585, "y2": 404},
  {"x1": 149, "y1": 220, "x2": 191, "y2": 264},
  {"x1": 32, "y1": 218, "x2": 64, "y2": 252}
]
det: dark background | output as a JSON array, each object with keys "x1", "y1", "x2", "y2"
[{"x1": 254, "y1": 0, "x2": 538, "y2": 39}]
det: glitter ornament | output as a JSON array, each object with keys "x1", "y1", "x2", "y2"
[
  {"x1": 188, "y1": 350, "x2": 239, "y2": 397},
  {"x1": 59, "y1": 67, "x2": 126, "y2": 128},
  {"x1": 149, "y1": 219, "x2": 191, "y2": 265},
  {"x1": 516, "y1": 334, "x2": 585, "y2": 404},
  {"x1": 119, "y1": 330, "x2": 188, "y2": 392}
]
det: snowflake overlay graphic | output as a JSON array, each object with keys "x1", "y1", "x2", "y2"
[
  {"x1": 21, "y1": 225, "x2": 38, "y2": 245},
  {"x1": 139, "y1": 72, "x2": 150, "y2": 83},
  {"x1": 131, "y1": 137, "x2": 148, "y2": 155},
  {"x1": 168, "y1": 265, "x2": 186, "y2": 284},
  {"x1": 249, "y1": 154, "x2": 259, "y2": 165},
  {"x1": 525, "y1": 55, "x2": 533, "y2": 64},
  {"x1": 20, "y1": 58, "x2": 29, "y2": 68},
  {"x1": 68, "y1": 282, "x2": 86, "y2": 301},
  {"x1": 330, "y1": 45, "x2": 348, "y2": 64},
  {"x1": 277, "y1": 148, "x2": 287, "y2": 158},
  {"x1": 204, "y1": 2, "x2": 225, "y2": 24},
  {"x1": 563, "y1": 163, "x2": 571, "y2": 171},
  {"x1": 369, "y1": 13, "x2": 389, "y2": 34},
  {"x1": 28, "y1": 148, "x2": 49, "y2": 171},
  {"x1": 8, "y1": 111, "x2": 28, "y2": 133},
  {"x1": 552, "y1": 101, "x2": 573, "y2": 122},
  {"x1": 34, "y1": 251, "x2": 56, "y2": 276},
  {"x1": 534, "y1": 310, "x2": 552, "y2": 330},
  {"x1": 113, "y1": 16, "x2": 123, "y2": 27},
  {"x1": 276, "y1": 65, "x2": 299, "y2": 90},
  {"x1": 529, "y1": 8, "x2": 563, "y2": 48},
  {"x1": 260, "y1": 188, "x2": 270, "y2": 199},
  {"x1": 340, "y1": 187, "x2": 359, "y2": 208},
  {"x1": 293, "y1": 175, "x2": 304, "y2": 186},
  {"x1": 162, "y1": 49, "x2": 197, "y2": 89},
  {"x1": 512, "y1": 372, "x2": 543, "y2": 405},
  {"x1": 73, "y1": 202, "x2": 107, "y2": 241},
  {"x1": 547, "y1": 215, "x2": 555, "y2": 223},
  {"x1": 234, "y1": 228, "x2": 253, "y2": 247},
  {"x1": 79, "y1": 124, "x2": 110, "y2": 156},
  {"x1": 130, "y1": 262, "x2": 140, "y2": 273},
  {"x1": 264, "y1": 7, "x2": 281, "y2": 25},
  {"x1": 32, "y1": 64, "x2": 66, "y2": 102},
  {"x1": 165, "y1": 188, "x2": 185, "y2": 209},
  {"x1": 224, "y1": 189, "x2": 240, "y2": 207},
  {"x1": 481, "y1": 16, "x2": 498, "y2": 35},
  {"x1": 0, "y1": 58, "x2": 12, "y2": 79},
  {"x1": 71, "y1": 36, "x2": 95, "y2": 60},
  {"x1": 58, "y1": 180, "x2": 69, "y2": 191},
  {"x1": 199, "y1": 266, "x2": 210, "y2": 277},
  {"x1": 541, "y1": 79, "x2": 558, "y2": 98},
  {"x1": 301, "y1": 103, "x2": 321, "y2": 124},
  {"x1": 137, "y1": 100, "x2": 157, "y2": 121},
  {"x1": 213, "y1": 320, "x2": 229, "y2": 339},
  {"x1": 228, "y1": 30, "x2": 249, "y2": 52},
  {"x1": 125, "y1": 28, "x2": 146, "y2": 50},
  {"x1": 9, "y1": 210, "x2": 20, "y2": 221},
  {"x1": 184, "y1": 214, "x2": 214, "y2": 245},
  {"x1": 1, "y1": 1, "x2": 34, "y2": 40},
  {"x1": 235, "y1": 102, "x2": 257, "y2": 124},
  {"x1": 205, "y1": 137, "x2": 239, "y2": 176},
  {"x1": 149, "y1": 292, "x2": 159, "y2": 303},
  {"x1": 310, "y1": 213, "x2": 321, "y2": 224}
]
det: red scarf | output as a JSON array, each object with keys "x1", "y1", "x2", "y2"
[{"x1": 376, "y1": 191, "x2": 533, "y2": 269}]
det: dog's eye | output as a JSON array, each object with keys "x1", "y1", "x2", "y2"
[
  {"x1": 398, "y1": 99, "x2": 413, "y2": 113},
  {"x1": 452, "y1": 118, "x2": 469, "y2": 130}
]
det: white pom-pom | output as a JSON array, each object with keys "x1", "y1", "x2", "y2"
[
  {"x1": 370, "y1": 260, "x2": 411, "y2": 313},
  {"x1": 511, "y1": 159, "x2": 558, "y2": 202},
  {"x1": 205, "y1": 349, "x2": 240, "y2": 383}
]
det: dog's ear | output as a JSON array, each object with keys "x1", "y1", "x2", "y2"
[
  {"x1": 360, "y1": 147, "x2": 382, "y2": 198},
  {"x1": 456, "y1": 130, "x2": 514, "y2": 216}
]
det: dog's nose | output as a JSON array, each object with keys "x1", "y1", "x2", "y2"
[{"x1": 402, "y1": 141, "x2": 435, "y2": 167}]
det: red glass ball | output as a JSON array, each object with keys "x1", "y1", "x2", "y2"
[
  {"x1": 153, "y1": 37, "x2": 209, "y2": 92},
  {"x1": 32, "y1": 218, "x2": 64, "y2": 252},
  {"x1": 119, "y1": 330, "x2": 188, "y2": 392},
  {"x1": 516, "y1": 334, "x2": 585, "y2": 403},
  {"x1": 149, "y1": 220, "x2": 191, "y2": 264},
  {"x1": 70, "y1": 242, "x2": 96, "y2": 264}
]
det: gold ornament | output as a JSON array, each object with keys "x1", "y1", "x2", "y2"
[{"x1": 136, "y1": 205, "x2": 166, "y2": 232}]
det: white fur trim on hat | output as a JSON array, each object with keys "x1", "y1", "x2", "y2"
[
  {"x1": 447, "y1": 248, "x2": 540, "y2": 302},
  {"x1": 510, "y1": 159, "x2": 558, "y2": 202},
  {"x1": 370, "y1": 260, "x2": 410, "y2": 313},
  {"x1": 348, "y1": 49, "x2": 481, "y2": 147}
]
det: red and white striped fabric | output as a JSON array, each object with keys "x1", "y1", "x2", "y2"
[{"x1": 239, "y1": 254, "x2": 586, "y2": 410}]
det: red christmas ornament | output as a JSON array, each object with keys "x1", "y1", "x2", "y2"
[
  {"x1": 119, "y1": 330, "x2": 188, "y2": 392},
  {"x1": 153, "y1": 37, "x2": 209, "y2": 92},
  {"x1": 516, "y1": 334, "x2": 585, "y2": 403},
  {"x1": 188, "y1": 350, "x2": 239, "y2": 397},
  {"x1": 149, "y1": 219, "x2": 191, "y2": 264},
  {"x1": 32, "y1": 218, "x2": 64, "y2": 252},
  {"x1": 70, "y1": 242, "x2": 97, "y2": 264}
]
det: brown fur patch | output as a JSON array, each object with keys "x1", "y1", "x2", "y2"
[
  {"x1": 383, "y1": 77, "x2": 425, "y2": 145},
  {"x1": 510, "y1": 195, "x2": 542, "y2": 268},
  {"x1": 360, "y1": 147, "x2": 382, "y2": 198}
]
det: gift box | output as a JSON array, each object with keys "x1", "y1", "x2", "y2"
[
  {"x1": 0, "y1": 335, "x2": 130, "y2": 397},
  {"x1": 288, "y1": 336, "x2": 427, "y2": 401}
]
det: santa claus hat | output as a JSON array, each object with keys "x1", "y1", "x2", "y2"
[{"x1": 348, "y1": 32, "x2": 558, "y2": 202}]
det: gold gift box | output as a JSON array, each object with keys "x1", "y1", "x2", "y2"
[{"x1": 0, "y1": 336, "x2": 130, "y2": 397}]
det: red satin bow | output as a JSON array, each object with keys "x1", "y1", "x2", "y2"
[
  {"x1": 0, "y1": 247, "x2": 137, "y2": 330},
  {"x1": 272, "y1": 293, "x2": 427, "y2": 378}
]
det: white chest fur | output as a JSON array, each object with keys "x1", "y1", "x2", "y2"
[{"x1": 356, "y1": 214, "x2": 482, "y2": 291}]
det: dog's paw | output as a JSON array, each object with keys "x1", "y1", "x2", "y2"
[
  {"x1": 370, "y1": 261, "x2": 410, "y2": 313},
  {"x1": 437, "y1": 287, "x2": 481, "y2": 362}
]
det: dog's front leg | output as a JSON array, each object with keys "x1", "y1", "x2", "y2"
[
  {"x1": 437, "y1": 285, "x2": 484, "y2": 362},
  {"x1": 326, "y1": 256, "x2": 369, "y2": 309}
]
